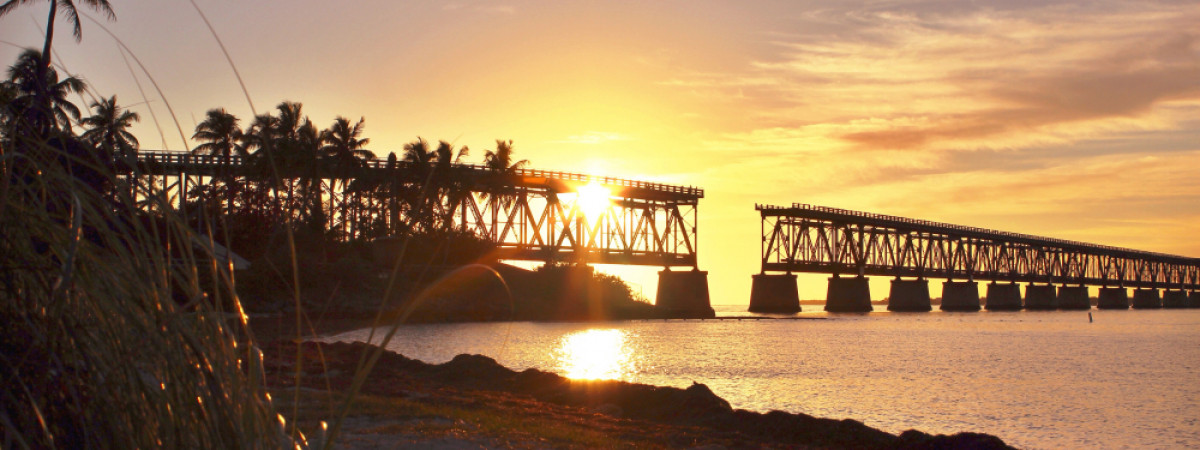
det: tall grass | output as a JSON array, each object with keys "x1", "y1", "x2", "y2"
[{"x1": 0, "y1": 139, "x2": 297, "y2": 447}]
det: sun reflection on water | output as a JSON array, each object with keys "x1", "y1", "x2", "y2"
[{"x1": 554, "y1": 329, "x2": 637, "y2": 380}]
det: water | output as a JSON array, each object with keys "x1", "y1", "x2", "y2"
[{"x1": 323, "y1": 307, "x2": 1200, "y2": 449}]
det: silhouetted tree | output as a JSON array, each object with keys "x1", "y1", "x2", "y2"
[
  {"x1": 320, "y1": 116, "x2": 373, "y2": 239},
  {"x1": 190, "y1": 107, "x2": 245, "y2": 214},
  {"x1": 3, "y1": 49, "x2": 84, "y2": 138},
  {"x1": 481, "y1": 139, "x2": 527, "y2": 209},
  {"x1": 0, "y1": 0, "x2": 116, "y2": 68},
  {"x1": 483, "y1": 139, "x2": 528, "y2": 173},
  {"x1": 80, "y1": 95, "x2": 138, "y2": 159},
  {"x1": 191, "y1": 108, "x2": 243, "y2": 162}
]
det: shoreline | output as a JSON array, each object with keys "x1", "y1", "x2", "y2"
[{"x1": 260, "y1": 337, "x2": 1013, "y2": 449}]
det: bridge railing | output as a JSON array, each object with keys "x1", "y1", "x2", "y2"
[
  {"x1": 138, "y1": 150, "x2": 703, "y2": 199},
  {"x1": 756, "y1": 202, "x2": 1199, "y2": 264}
]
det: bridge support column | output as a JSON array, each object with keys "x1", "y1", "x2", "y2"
[
  {"x1": 887, "y1": 279, "x2": 931, "y2": 312},
  {"x1": 1189, "y1": 291, "x2": 1200, "y2": 308},
  {"x1": 1097, "y1": 288, "x2": 1129, "y2": 309},
  {"x1": 748, "y1": 274, "x2": 800, "y2": 313},
  {"x1": 656, "y1": 269, "x2": 715, "y2": 318},
  {"x1": 1131, "y1": 289, "x2": 1161, "y2": 309},
  {"x1": 940, "y1": 281, "x2": 981, "y2": 311},
  {"x1": 1024, "y1": 284, "x2": 1058, "y2": 310},
  {"x1": 985, "y1": 282, "x2": 1022, "y2": 310},
  {"x1": 1057, "y1": 286, "x2": 1091, "y2": 310},
  {"x1": 1162, "y1": 290, "x2": 1189, "y2": 308},
  {"x1": 826, "y1": 276, "x2": 872, "y2": 312}
]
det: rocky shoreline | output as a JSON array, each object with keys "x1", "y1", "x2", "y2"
[{"x1": 261, "y1": 340, "x2": 1013, "y2": 449}]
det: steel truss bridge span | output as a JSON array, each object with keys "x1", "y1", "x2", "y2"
[
  {"x1": 758, "y1": 203, "x2": 1200, "y2": 290},
  {"x1": 131, "y1": 151, "x2": 702, "y2": 267}
]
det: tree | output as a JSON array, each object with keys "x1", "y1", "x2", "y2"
[
  {"x1": 433, "y1": 140, "x2": 470, "y2": 229},
  {"x1": 320, "y1": 116, "x2": 374, "y2": 239},
  {"x1": 321, "y1": 116, "x2": 373, "y2": 175},
  {"x1": 0, "y1": 0, "x2": 117, "y2": 68},
  {"x1": 80, "y1": 95, "x2": 138, "y2": 158},
  {"x1": 481, "y1": 139, "x2": 528, "y2": 209},
  {"x1": 191, "y1": 108, "x2": 244, "y2": 162},
  {"x1": 434, "y1": 140, "x2": 469, "y2": 173},
  {"x1": 402, "y1": 137, "x2": 434, "y2": 165},
  {"x1": 483, "y1": 139, "x2": 528, "y2": 173},
  {"x1": 4, "y1": 49, "x2": 84, "y2": 138}
]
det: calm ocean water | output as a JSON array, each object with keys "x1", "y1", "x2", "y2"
[{"x1": 324, "y1": 306, "x2": 1200, "y2": 449}]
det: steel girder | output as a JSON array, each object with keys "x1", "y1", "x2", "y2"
[
  {"x1": 758, "y1": 204, "x2": 1200, "y2": 290},
  {"x1": 129, "y1": 151, "x2": 700, "y2": 267}
]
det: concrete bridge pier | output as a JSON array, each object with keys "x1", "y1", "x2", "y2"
[
  {"x1": 1190, "y1": 291, "x2": 1200, "y2": 308},
  {"x1": 941, "y1": 281, "x2": 981, "y2": 311},
  {"x1": 984, "y1": 283, "x2": 1022, "y2": 312},
  {"x1": 1024, "y1": 284, "x2": 1058, "y2": 310},
  {"x1": 888, "y1": 278, "x2": 931, "y2": 312},
  {"x1": 1097, "y1": 288, "x2": 1129, "y2": 309},
  {"x1": 656, "y1": 269, "x2": 715, "y2": 318},
  {"x1": 748, "y1": 273, "x2": 801, "y2": 313},
  {"x1": 985, "y1": 282, "x2": 1023, "y2": 310},
  {"x1": 1057, "y1": 286, "x2": 1091, "y2": 310},
  {"x1": 826, "y1": 276, "x2": 873, "y2": 312},
  {"x1": 1162, "y1": 290, "x2": 1189, "y2": 308},
  {"x1": 1131, "y1": 289, "x2": 1162, "y2": 309}
]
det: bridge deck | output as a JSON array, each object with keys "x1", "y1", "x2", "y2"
[
  {"x1": 757, "y1": 203, "x2": 1199, "y2": 290},
  {"x1": 758, "y1": 203, "x2": 1198, "y2": 265},
  {"x1": 137, "y1": 151, "x2": 702, "y2": 202}
]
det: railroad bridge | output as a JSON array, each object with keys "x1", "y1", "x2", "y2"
[
  {"x1": 751, "y1": 203, "x2": 1200, "y2": 312},
  {"x1": 128, "y1": 151, "x2": 713, "y2": 317}
]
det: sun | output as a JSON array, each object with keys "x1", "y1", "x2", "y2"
[
  {"x1": 555, "y1": 329, "x2": 636, "y2": 380},
  {"x1": 574, "y1": 181, "x2": 612, "y2": 219}
]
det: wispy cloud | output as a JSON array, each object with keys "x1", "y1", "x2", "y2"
[
  {"x1": 664, "y1": 1, "x2": 1200, "y2": 254},
  {"x1": 670, "y1": 2, "x2": 1200, "y2": 158}
]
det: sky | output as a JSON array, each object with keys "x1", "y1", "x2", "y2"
[{"x1": 3, "y1": 0, "x2": 1198, "y2": 304}]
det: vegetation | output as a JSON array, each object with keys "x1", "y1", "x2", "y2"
[
  {"x1": 1, "y1": 48, "x2": 288, "y2": 447},
  {"x1": 0, "y1": 34, "x2": 650, "y2": 446}
]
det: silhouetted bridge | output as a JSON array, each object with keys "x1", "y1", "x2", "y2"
[
  {"x1": 129, "y1": 151, "x2": 713, "y2": 316},
  {"x1": 751, "y1": 203, "x2": 1200, "y2": 312}
]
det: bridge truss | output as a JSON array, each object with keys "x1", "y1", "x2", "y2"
[
  {"x1": 131, "y1": 151, "x2": 701, "y2": 267},
  {"x1": 758, "y1": 203, "x2": 1200, "y2": 290}
]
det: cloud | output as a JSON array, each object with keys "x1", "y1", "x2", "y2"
[{"x1": 668, "y1": 2, "x2": 1200, "y2": 158}]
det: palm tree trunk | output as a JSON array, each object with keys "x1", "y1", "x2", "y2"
[{"x1": 42, "y1": 1, "x2": 57, "y2": 68}]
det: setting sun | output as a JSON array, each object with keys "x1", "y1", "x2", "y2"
[
  {"x1": 554, "y1": 329, "x2": 636, "y2": 380},
  {"x1": 572, "y1": 181, "x2": 612, "y2": 219}
]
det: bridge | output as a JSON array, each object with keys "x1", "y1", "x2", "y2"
[
  {"x1": 128, "y1": 151, "x2": 714, "y2": 317},
  {"x1": 750, "y1": 203, "x2": 1200, "y2": 313}
]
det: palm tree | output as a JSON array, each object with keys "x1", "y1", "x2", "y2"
[
  {"x1": 481, "y1": 139, "x2": 528, "y2": 210},
  {"x1": 400, "y1": 137, "x2": 439, "y2": 231},
  {"x1": 4, "y1": 49, "x2": 85, "y2": 137},
  {"x1": 0, "y1": 0, "x2": 117, "y2": 68},
  {"x1": 483, "y1": 139, "x2": 528, "y2": 173},
  {"x1": 433, "y1": 140, "x2": 470, "y2": 229},
  {"x1": 190, "y1": 108, "x2": 245, "y2": 214},
  {"x1": 402, "y1": 137, "x2": 434, "y2": 165},
  {"x1": 191, "y1": 108, "x2": 243, "y2": 162},
  {"x1": 321, "y1": 116, "x2": 373, "y2": 175},
  {"x1": 434, "y1": 140, "x2": 469, "y2": 173},
  {"x1": 320, "y1": 116, "x2": 373, "y2": 239},
  {"x1": 80, "y1": 95, "x2": 138, "y2": 159}
]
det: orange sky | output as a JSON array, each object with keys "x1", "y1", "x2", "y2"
[{"x1": 3, "y1": 0, "x2": 1198, "y2": 303}]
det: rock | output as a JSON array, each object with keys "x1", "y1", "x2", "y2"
[
  {"x1": 592, "y1": 403, "x2": 623, "y2": 417},
  {"x1": 899, "y1": 429, "x2": 1013, "y2": 449}
]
